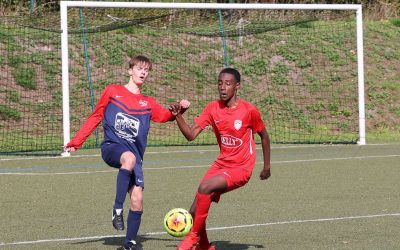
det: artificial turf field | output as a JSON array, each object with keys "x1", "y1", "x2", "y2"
[{"x1": 1, "y1": 143, "x2": 399, "y2": 250}]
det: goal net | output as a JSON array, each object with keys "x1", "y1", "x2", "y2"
[{"x1": 0, "y1": 2, "x2": 365, "y2": 155}]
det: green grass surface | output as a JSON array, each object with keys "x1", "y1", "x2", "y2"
[{"x1": 1, "y1": 144, "x2": 399, "y2": 249}]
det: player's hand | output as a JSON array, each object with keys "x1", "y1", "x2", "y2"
[
  {"x1": 169, "y1": 100, "x2": 190, "y2": 116},
  {"x1": 63, "y1": 145, "x2": 77, "y2": 153},
  {"x1": 168, "y1": 102, "x2": 181, "y2": 116},
  {"x1": 179, "y1": 99, "x2": 190, "y2": 109},
  {"x1": 179, "y1": 99, "x2": 190, "y2": 114},
  {"x1": 259, "y1": 166, "x2": 271, "y2": 180}
]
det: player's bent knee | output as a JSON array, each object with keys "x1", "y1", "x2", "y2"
[
  {"x1": 198, "y1": 184, "x2": 214, "y2": 194},
  {"x1": 198, "y1": 175, "x2": 227, "y2": 194},
  {"x1": 120, "y1": 151, "x2": 136, "y2": 171}
]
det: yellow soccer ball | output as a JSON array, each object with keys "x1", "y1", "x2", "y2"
[{"x1": 163, "y1": 208, "x2": 193, "y2": 237}]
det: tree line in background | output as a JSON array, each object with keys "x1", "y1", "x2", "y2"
[{"x1": 0, "y1": 0, "x2": 399, "y2": 18}]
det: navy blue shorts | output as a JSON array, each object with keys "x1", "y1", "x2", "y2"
[{"x1": 101, "y1": 141, "x2": 144, "y2": 188}]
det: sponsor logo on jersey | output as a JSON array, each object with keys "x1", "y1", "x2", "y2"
[
  {"x1": 220, "y1": 134, "x2": 243, "y2": 148},
  {"x1": 234, "y1": 120, "x2": 242, "y2": 130},
  {"x1": 115, "y1": 112, "x2": 140, "y2": 142},
  {"x1": 139, "y1": 99, "x2": 148, "y2": 107}
]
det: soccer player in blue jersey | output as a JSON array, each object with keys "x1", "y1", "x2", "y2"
[{"x1": 64, "y1": 55, "x2": 190, "y2": 250}]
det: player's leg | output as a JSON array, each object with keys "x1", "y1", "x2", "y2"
[
  {"x1": 193, "y1": 224, "x2": 215, "y2": 250},
  {"x1": 101, "y1": 143, "x2": 136, "y2": 231},
  {"x1": 178, "y1": 174, "x2": 226, "y2": 250},
  {"x1": 112, "y1": 151, "x2": 137, "y2": 231},
  {"x1": 194, "y1": 173, "x2": 227, "y2": 233},
  {"x1": 123, "y1": 184, "x2": 143, "y2": 250},
  {"x1": 179, "y1": 167, "x2": 250, "y2": 250},
  {"x1": 189, "y1": 198, "x2": 212, "y2": 249},
  {"x1": 116, "y1": 151, "x2": 137, "y2": 207}
]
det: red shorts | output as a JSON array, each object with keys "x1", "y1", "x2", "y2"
[{"x1": 200, "y1": 163, "x2": 252, "y2": 203}]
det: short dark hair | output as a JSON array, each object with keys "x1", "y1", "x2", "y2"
[
  {"x1": 129, "y1": 55, "x2": 152, "y2": 70},
  {"x1": 219, "y1": 67, "x2": 240, "y2": 83}
]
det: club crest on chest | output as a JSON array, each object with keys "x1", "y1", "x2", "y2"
[
  {"x1": 234, "y1": 120, "x2": 242, "y2": 130},
  {"x1": 139, "y1": 99, "x2": 148, "y2": 107}
]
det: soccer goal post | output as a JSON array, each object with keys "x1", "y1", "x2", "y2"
[{"x1": 58, "y1": 1, "x2": 366, "y2": 155}]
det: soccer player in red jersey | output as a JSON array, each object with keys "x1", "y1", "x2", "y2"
[
  {"x1": 64, "y1": 55, "x2": 189, "y2": 250},
  {"x1": 169, "y1": 67, "x2": 271, "y2": 250}
]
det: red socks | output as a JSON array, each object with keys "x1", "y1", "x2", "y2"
[
  {"x1": 199, "y1": 226, "x2": 210, "y2": 247},
  {"x1": 191, "y1": 192, "x2": 212, "y2": 235}
]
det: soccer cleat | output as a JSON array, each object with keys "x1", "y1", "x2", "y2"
[
  {"x1": 112, "y1": 209, "x2": 125, "y2": 230},
  {"x1": 177, "y1": 232, "x2": 200, "y2": 250},
  {"x1": 123, "y1": 240, "x2": 137, "y2": 250},
  {"x1": 194, "y1": 243, "x2": 216, "y2": 250}
]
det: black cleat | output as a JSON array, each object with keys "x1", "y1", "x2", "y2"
[
  {"x1": 123, "y1": 240, "x2": 138, "y2": 250},
  {"x1": 112, "y1": 209, "x2": 124, "y2": 230}
]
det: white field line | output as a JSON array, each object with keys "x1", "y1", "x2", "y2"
[
  {"x1": 1, "y1": 143, "x2": 398, "y2": 161},
  {"x1": 0, "y1": 170, "x2": 117, "y2": 175},
  {"x1": 0, "y1": 154, "x2": 399, "y2": 176},
  {"x1": 1, "y1": 212, "x2": 399, "y2": 247},
  {"x1": 273, "y1": 154, "x2": 400, "y2": 164}
]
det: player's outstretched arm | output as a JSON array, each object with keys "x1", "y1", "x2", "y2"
[
  {"x1": 176, "y1": 114, "x2": 203, "y2": 141},
  {"x1": 258, "y1": 128, "x2": 271, "y2": 180},
  {"x1": 63, "y1": 86, "x2": 110, "y2": 153},
  {"x1": 169, "y1": 102, "x2": 202, "y2": 141}
]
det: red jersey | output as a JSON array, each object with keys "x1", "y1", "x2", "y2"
[{"x1": 195, "y1": 99, "x2": 265, "y2": 172}]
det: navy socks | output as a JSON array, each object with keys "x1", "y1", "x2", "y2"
[
  {"x1": 124, "y1": 210, "x2": 143, "y2": 246},
  {"x1": 114, "y1": 168, "x2": 131, "y2": 209}
]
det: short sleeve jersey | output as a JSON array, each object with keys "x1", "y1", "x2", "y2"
[
  {"x1": 68, "y1": 84, "x2": 173, "y2": 160},
  {"x1": 195, "y1": 99, "x2": 265, "y2": 172}
]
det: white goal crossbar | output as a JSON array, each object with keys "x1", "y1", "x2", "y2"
[{"x1": 60, "y1": 1, "x2": 366, "y2": 156}]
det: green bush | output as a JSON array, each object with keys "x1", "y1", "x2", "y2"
[
  {"x1": 6, "y1": 90, "x2": 20, "y2": 102},
  {"x1": 12, "y1": 67, "x2": 37, "y2": 90},
  {"x1": 0, "y1": 105, "x2": 21, "y2": 121},
  {"x1": 390, "y1": 19, "x2": 400, "y2": 27}
]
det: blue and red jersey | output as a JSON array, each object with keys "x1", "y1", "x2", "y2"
[
  {"x1": 195, "y1": 99, "x2": 265, "y2": 172},
  {"x1": 67, "y1": 84, "x2": 174, "y2": 159}
]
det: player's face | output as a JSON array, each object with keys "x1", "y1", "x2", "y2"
[
  {"x1": 218, "y1": 72, "x2": 239, "y2": 102},
  {"x1": 129, "y1": 62, "x2": 150, "y2": 85}
]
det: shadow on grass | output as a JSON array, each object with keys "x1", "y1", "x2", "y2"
[
  {"x1": 212, "y1": 240, "x2": 265, "y2": 249},
  {"x1": 69, "y1": 235, "x2": 124, "y2": 247},
  {"x1": 70, "y1": 235, "x2": 176, "y2": 249},
  {"x1": 70, "y1": 235, "x2": 265, "y2": 249}
]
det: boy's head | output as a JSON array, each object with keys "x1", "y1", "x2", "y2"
[
  {"x1": 128, "y1": 55, "x2": 152, "y2": 85},
  {"x1": 219, "y1": 67, "x2": 240, "y2": 83},
  {"x1": 129, "y1": 55, "x2": 152, "y2": 70},
  {"x1": 218, "y1": 67, "x2": 241, "y2": 102}
]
